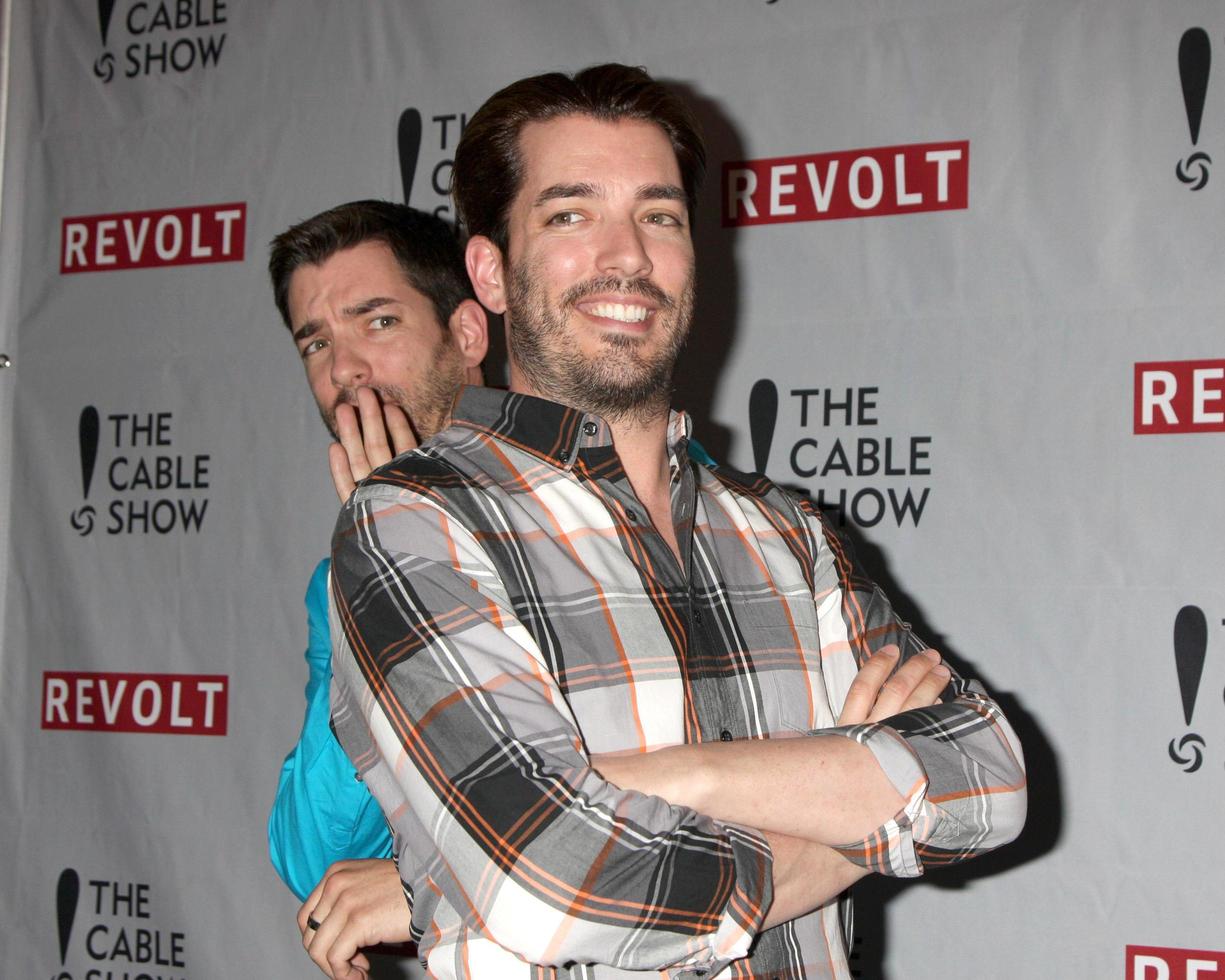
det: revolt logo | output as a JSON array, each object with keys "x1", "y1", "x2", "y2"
[
  {"x1": 1127, "y1": 946, "x2": 1225, "y2": 979},
  {"x1": 92, "y1": 0, "x2": 228, "y2": 84},
  {"x1": 723, "y1": 140, "x2": 968, "y2": 227},
  {"x1": 1134, "y1": 360, "x2": 1225, "y2": 434},
  {"x1": 61, "y1": 203, "x2": 245, "y2": 273},
  {"x1": 42, "y1": 672, "x2": 228, "y2": 735}
]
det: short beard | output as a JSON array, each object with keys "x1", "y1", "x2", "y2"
[
  {"x1": 319, "y1": 337, "x2": 465, "y2": 445},
  {"x1": 506, "y1": 267, "x2": 694, "y2": 428}
]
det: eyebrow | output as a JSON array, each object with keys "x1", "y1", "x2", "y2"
[
  {"x1": 291, "y1": 296, "x2": 398, "y2": 343},
  {"x1": 637, "y1": 183, "x2": 687, "y2": 204},
  {"x1": 533, "y1": 182, "x2": 599, "y2": 207},
  {"x1": 532, "y1": 182, "x2": 687, "y2": 207},
  {"x1": 343, "y1": 296, "x2": 398, "y2": 317}
]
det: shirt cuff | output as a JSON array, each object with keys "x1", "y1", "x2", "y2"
[
  {"x1": 824, "y1": 723, "x2": 928, "y2": 878},
  {"x1": 667, "y1": 823, "x2": 774, "y2": 979}
]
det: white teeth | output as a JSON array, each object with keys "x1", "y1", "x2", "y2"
[{"x1": 589, "y1": 302, "x2": 649, "y2": 323}]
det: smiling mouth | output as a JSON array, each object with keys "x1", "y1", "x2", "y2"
[{"x1": 585, "y1": 301, "x2": 651, "y2": 323}]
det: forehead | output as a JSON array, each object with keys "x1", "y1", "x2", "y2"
[
  {"x1": 513, "y1": 115, "x2": 682, "y2": 204},
  {"x1": 286, "y1": 240, "x2": 412, "y2": 319}
]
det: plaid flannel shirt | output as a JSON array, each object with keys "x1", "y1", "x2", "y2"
[{"x1": 330, "y1": 386, "x2": 1026, "y2": 979}]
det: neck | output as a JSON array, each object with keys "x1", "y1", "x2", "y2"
[
  {"x1": 611, "y1": 411, "x2": 681, "y2": 564},
  {"x1": 605, "y1": 411, "x2": 672, "y2": 503}
]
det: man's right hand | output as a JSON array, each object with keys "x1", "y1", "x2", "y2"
[
  {"x1": 298, "y1": 858, "x2": 412, "y2": 980},
  {"x1": 329, "y1": 387, "x2": 418, "y2": 502},
  {"x1": 837, "y1": 645, "x2": 950, "y2": 726}
]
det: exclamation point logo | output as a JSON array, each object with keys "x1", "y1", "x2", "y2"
[
  {"x1": 1168, "y1": 605, "x2": 1210, "y2": 772},
  {"x1": 748, "y1": 379, "x2": 778, "y2": 474},
  {"x1": 56, "y1": 868, "x2": 80, "y2": 964},
  {"x1": 398, "y1": 108, "x2": 423, "y2": 205},
  {"x1": 1177, "y1": 28, "x2": 1212, "y2": 190},
  {"x1": 93, "y1": 0, "x2": 118, "y2": 82},
  {"x1": 70, "y1": 406, "x2": 100, "y2": 536}
]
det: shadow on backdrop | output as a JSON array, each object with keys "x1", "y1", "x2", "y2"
[
  {"x1": 837, "y1": 525, "x2": 1063, "y2": 980},
  {"x1": 666, "y1": 79, "x2": 745, "y2": 461}
]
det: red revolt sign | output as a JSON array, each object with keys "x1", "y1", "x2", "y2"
[
  {"x1": 1126, "y1": 945, "x2": 1225, "y2": 979},
  {"x1": 60, "y1": 203, "x2": 246, "y2": 273},
  {"x1": 723, "y1": 141, "x2": 969, "y2": 226},
  {"x1": 41, "y1": 672, "x2": 228, "y2": 735},
  {"x1": 1134, "y1": 359, "x2": 1225, "y2": 434}
]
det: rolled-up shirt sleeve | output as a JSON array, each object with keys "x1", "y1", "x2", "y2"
[
  {"x1": 802, "y1": 506, "x2": 1028, "y2": 878},
  {"x1": 329, "y1": 487, "x2": 774, "y2": 973}
]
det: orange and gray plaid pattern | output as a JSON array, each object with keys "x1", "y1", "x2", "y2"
[{"x1": 330, "y1": 386, "x2": 1026, "y2": 980}]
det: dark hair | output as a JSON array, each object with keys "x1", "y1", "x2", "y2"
[
  {"x1": 452, "y1": 63, "x2": 706, "y2": 255},
  {"x1": 268, "y1": 200, "x2": 474, "y2": 332}
]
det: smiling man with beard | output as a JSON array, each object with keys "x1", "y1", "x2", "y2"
[{"x1": 314, "y1": 65, "x2": 1026, "y2": 980}]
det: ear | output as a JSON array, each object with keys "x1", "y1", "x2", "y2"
[
  {"x1": 465, "y1": 235, "x2": 507, "y2": 314},
  {"x1": 447, "y1": 299, "x2": 489, "y2": 381}
]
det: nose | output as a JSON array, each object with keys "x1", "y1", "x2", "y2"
[
  {"x1": 595, "y1": 217, "x2": 652, "y2": 280},
  {"x1": 329, "y1": 337, "x2": 372, "y2": 389}
]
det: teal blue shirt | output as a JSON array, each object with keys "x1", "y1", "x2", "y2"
[
  {"x1": 267, "y1": 438, "x2": 717, "y2": 899},
  {"x1": 267, "y1": 558, "x2": 393, "y2": 900}
]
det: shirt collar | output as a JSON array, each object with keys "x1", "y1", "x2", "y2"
[{"x1": 449, "y1": 385, "x2": 693, "y2": 472}]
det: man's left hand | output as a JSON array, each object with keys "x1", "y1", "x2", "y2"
[
  {"x1": 837, "y1": 645, "x2": 949, "y2": 726},
  {"x1": 298, "y1": 858, "x2": 412, "y2": 979}
]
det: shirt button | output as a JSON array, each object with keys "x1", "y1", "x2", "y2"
[
  {"x1": 583, "y1": 421, "x2": 598, "y2": 436},
  {"x1": 625, "y1": 509, "x2": 638, "y2": 522},
  {"x1": 558, "y1": 450, "x2": 570, "y2": 463},
  {"x1": 719, "y1": 729, "x2": 733, "y2": 741}
]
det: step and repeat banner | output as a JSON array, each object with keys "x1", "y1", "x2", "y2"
[{"x1": 1, "y1": 2, "x2": 1222, "y2": 978}]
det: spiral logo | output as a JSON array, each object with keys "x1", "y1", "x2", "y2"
[
  {"x1": 1175, "y1": 151, "x2": 1211, "y2": 190},
  {"x1": 1167, "y1": 733, "x2": 1205, "y2": 773},
  {"x1": 70, "y1": 506, "x2": 96, "y2": 536},
  {"x1": 93, "y1": 52, "x2": 115, "y2": 84}
]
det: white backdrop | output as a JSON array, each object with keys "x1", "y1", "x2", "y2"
[{"x1": 1, "y1": 2, "x2": 1222, "y2": 978}]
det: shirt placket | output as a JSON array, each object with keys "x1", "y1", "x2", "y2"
[{"x1": 681, "y1": 482, "x2": 751, "y2": 747}]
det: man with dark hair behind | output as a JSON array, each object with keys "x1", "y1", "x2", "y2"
[
  {"x1": 266, "y1": 200, "x2": 488, "y2": 904},
  {"x1": 316, "y1": 66, "x2": 1026, "y2": 980}
]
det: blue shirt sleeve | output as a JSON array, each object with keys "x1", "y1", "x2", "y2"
[{"x1": 267, "y1": 557, "x2": 394, "y2": 900}]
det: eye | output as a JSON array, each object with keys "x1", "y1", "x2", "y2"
[
  {"x1": 300, "y1": 337, "x2": 328, "y2": 358},
  {"x1": 644, "y1": 211, "x2": 683, "y2": 227},
  {"x1": 547, "y1": 210, "x2": 586, "y2": 227},
  {"x1": 369, "y1": 315, "x2": 399, "y2": 330}
]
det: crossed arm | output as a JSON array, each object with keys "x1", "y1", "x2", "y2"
[{"x1": 297, "y1": 646, "x2": 950, "y2": 978}]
